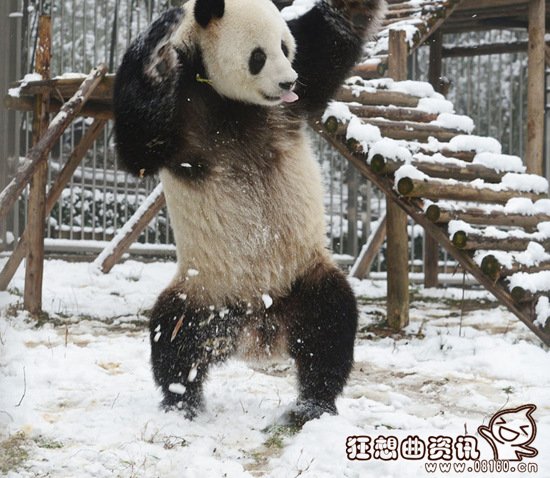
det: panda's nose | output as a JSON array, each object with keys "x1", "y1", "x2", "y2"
[{"x1": 279, "y1": 81, "x2": 294, "y2": 91}]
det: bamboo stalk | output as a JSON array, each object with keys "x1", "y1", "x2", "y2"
[
  {"x1": 451, "y1": 230, "x2": 550, "y2": 251},
  {"x1": 0, "y1": 64, "x2": 108, "y2": 221},
  {"x1": 397, "y1": 177, "x2": 546, "y2": 204},
  {"x1": 425, "y1": 203, "x2": 550, "y2": 228},
  {"x1": 0, "y1": 119, "x2": 107, "y2": 291}
]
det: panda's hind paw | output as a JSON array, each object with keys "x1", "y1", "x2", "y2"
[{"x1": 276, "y1": 399, "x2": 337, "y2": 429}]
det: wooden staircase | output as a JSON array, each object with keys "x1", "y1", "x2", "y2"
[{"x1": 315, "y1": 75, "x2": 550, "y2": 345}]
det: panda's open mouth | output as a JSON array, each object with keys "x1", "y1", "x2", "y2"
[{"x1": 262, "y1": 90, "x2": 299, "y2": 104}]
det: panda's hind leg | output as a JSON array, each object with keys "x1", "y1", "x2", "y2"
[
  {"x1": 280, "y1": 260, "x2": 358, "y2": 427},
  {"x1": 149, "y1": 287, "x2": 243, "y2": 418}
]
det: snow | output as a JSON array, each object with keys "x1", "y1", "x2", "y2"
[
  {"x1": 432, "y1": 113, "x2": 475, "y2": 133},
  {"x1": 448, "y1": 135, "x2": 502, "y2": 154},
  {"x1": 500, "y1": 173, "x2": 549, "y2": 194},
  {"x1": 535, "y1": 296, "x2": 550, "y2": 328},
  {"x1": 261, "y1": 293, "x2": 273, "y2": 309},
  {"x1": 367, "y1": 138, "x2": 412, "y2": 163},
  {"x1": 346, "y1": 116, "x2": 382, "y2": 146},
  {"x1": 394, "y1": 164, "x2": 428, "y2": 184},
  {"x1": 1, "y1": 259, "x2": 549, "y2": 477},
  {"x1": 322, "y1": 101, "x2": 353, "y2": 124},
  {"x1": 472, "y1": 152, "x2": 525, "y2": 173},
  {"x1": 416, "y1": 97, "x2": 454, "y2": 114},
  {"x1": 508, "y1": 271, "x2": 550, "y2": 294}
]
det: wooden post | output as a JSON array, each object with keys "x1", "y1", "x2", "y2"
[
  {"x1": 24, "y1": 13, "x2": 51, "y2": 314},
  {"x1": 386, "y1": 29, "x2": 409, "y2": 330},
  {"x1": 526, "y1": 0, "x2": 545, "y2": 175},
  {"x1": 424, "y1": 29, "x2": 443, "y2": 288}
]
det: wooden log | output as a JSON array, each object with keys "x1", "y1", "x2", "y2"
[
  {"x1": 370, "y1": 155, "x2": 505, "y2": 183},
  {"x1": 480, "y1": 254, "x2": 502, "y2": 281},
  {"x1": 14, "y1": 74, "x2": 115, "y2": 103},
  {"x1": 348, "y1": 104, "x2": 438, "y2": 123},
  {"x1": 451, "y1": 230, "x2": 550, "y2": 251},
  {"x1": 363, "y1": 118, "x2": 461, "y2": 142},
  {"x1": 94, "y1": 184, "x2": 166, "y2": 273},
  {"x1": 425, "y1": 203, "x2": 550, "y2": 229},
  {"x1": 442, "y1": 40, "x2": 533, "y2": 58},
  {"x1": 0, "y1": 64, "x2": 108, "y2": 222},
  {"x1": 349, "y1": 214, "x2": 387, "y2": 279},
  {"x1": 526, "y1": 0, "x2": 545, "y2": 175},
  {"x1": 387, "y1": 29, "x2": 409, "y2": 331},
  {"x1": 335, "y1": 87, "x2": 419, "y2": 107},
  {"x1": 352, "y1": 59, "x2": 388, "y2": 79},
  {"x1": 4, "y1": 94, "x2": 113, "y2": 119},
  {"x1": 0, "y1": 119, "x2": 107, "y2": 290},
  {"x1": 397, "y1": 177, "x2": 546, "y2": 204},
  {"x1": 24, "y1": 14, "x2": 51, "y2": 314}
]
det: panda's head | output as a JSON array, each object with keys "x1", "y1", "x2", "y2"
[{"x1": 184, "y1": 0, "x2": 299, "y2": 106}]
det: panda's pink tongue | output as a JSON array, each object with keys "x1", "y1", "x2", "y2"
[{"x1": 280, "y1": 90, "x2": 299, "y2": 103}]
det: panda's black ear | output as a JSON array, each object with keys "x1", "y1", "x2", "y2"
[{"x1": 194, "y1": 0, "x2": 225, "y2": 27}]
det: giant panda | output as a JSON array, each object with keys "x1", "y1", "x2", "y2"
[{"x1": 113, "y1": 0, "x2": 386, "y2": 426}]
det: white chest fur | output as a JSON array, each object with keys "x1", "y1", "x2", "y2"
[{"x1": 160, "y1": 129, "x2": 329, "y2": 306}]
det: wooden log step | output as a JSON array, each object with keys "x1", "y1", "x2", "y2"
[
  {"x1": 425, "y1": 204, "x2": 550, "y2": 228},
  {"x1": 510, "y1": 288, "x2": 549, "y2": 306},
  {"x1": 369, "y1": 154, "x2": 504, "y2": 182},
  {"x1": 13, "y1": 73, "x2": 115, "y2": 103},
  {"x1": 419, "y1": 147, "x2": 477, "y2": 162},
  {"x1": 347, "y1": 104, "x2": 438, "y2": 123},
  {"x1": 397, "y1": 177, "x2": 546, "y2": 204},
  {"x1": 335, "y1": 87, "x2": 419, "y2": 107},
  {"x1": 451, "y1": 230, "x2": 550, "y2": 252},
  {"x1": 480, "y1": 254, "x2": 550, "y2": 281},
  {"x1": 365, "y1": 118, "x2": 460, "y2": 142},
  {"x1": 352, "y1": 59, "x2": 389, "y2": 79}
]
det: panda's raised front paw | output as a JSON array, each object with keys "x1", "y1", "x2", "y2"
[
  {"x1": 276, "y1": 399, "x2": 337, "y2": 428},
  {"x1": 144, "y1": 41, "x2": 179, "y2": 83}
]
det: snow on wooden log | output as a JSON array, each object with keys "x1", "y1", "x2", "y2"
[
  {"x1": 335, "y1": 88, "x2": 420, "y2": 107},
  {"x1": 425, "y1": 204, "x2": 550, "y2": 228},
  {"x1": 370, "y1": 154, "x2": 505, "y2": 182},
  {"x1": 93, "y1": 184, "x2": 166, "y2": 274},
  {"x1": 352, "y1": 58, "x2": 388, "y2": 79},
  {"x1": 0, "y1": 64, "x2": 108, "y2": 221},
  {"x1": 396, "y1": 176, "x2": 546, "y2": 204},
  {"x1": 348, "y1": 104, "x2": 439, "y2": 123},
  {"x1": 451, "y1": 229, "x2": 550, "y2": 252},
  {"x1": 14, "y1": 73, "x2": 115, "y2": 103}
]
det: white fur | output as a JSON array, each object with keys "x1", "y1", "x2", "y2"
[
  {"x1": 160, "y1": 127, "x2": 330, "y2": 307},
  {"x1": 172, "y1": 0, "x2": 298, "y2": 105}
]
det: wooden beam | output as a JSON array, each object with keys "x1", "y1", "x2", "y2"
[
  {"x1": 4, "y1": 94, "x2": 113, "y2": 119},
  {"x1": 94, "y1": 184, "x2": 166, "y2": 273},
  {"x1": 349, "y1": 214, "x2": 387, "y2": 279},
  {"x1": 0, "y1": 119, "x2": 107, "y2": 291},
  {"x1": 425, "y1": 29, "x2": 443, "y2": 289},
  {"x1": 526, "y1": 0, "x2": 545, "y2": 175},
  {"x1": 442, "y1": 40, "x2": 532, "y2": 58},
  {"x1": 23, "y1": 14, "x2": 51, "y2": 314},
  {"x1": 387, "y1": 29, "x2": 409, "y2": 331},
  {"x1": 0, "y1": 64, "x2": 108, "y2": 222}
]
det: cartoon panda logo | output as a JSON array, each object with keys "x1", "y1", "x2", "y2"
[{"x1": 478, "y1": 404, "x2": 538, "y2": 461}]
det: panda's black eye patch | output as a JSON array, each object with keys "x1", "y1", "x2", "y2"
[
  {"x1": 249, "y1": 47, "x2": 267, "y2": 75},
  {"x1": 281, "y1": 42, "x2": 289, "y2": 57}
]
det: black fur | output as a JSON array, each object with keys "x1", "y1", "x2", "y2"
[
  {"x1": 194, "y1": 0, "x2": 225, "y2": 28},
  {"x1": 149, "y1": 265, "x2": 357, "y2": 425}
]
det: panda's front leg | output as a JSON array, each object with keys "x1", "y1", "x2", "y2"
[
  {"x1": 149, "y1": 288, "x2": 243, "y2": 418},
  {"x1": 280, "y1": 261, "x2": 358, "y2": 427}
]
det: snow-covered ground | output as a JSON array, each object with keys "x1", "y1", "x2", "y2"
[{"x1": 1, "y1": 259, "x2": 549, "y2": 477}]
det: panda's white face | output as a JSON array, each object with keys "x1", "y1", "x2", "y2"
[{"x1": 194, "y1": 0, "x2": 298, "y2": 106}]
